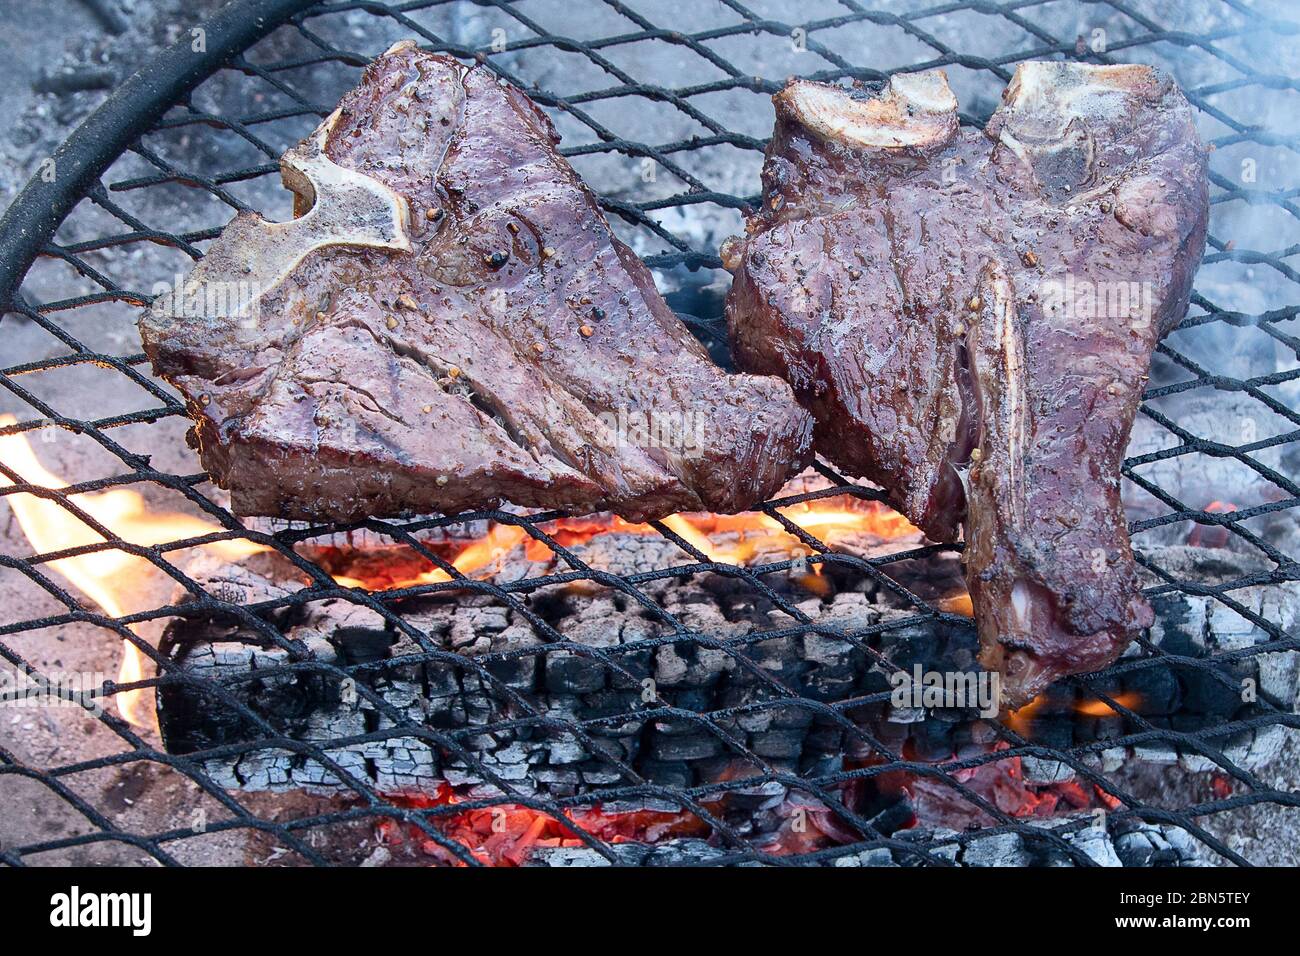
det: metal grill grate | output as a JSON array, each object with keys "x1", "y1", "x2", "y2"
[{"x1": 1, "y1": 0, "x2": 1299, "y2": 867}]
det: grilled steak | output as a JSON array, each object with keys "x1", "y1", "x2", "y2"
[
  {"x1": 724, "y1": 63, "x2": 1209, "y2": 704},
  {"x1": 140, "y1": 41, "x2": 812, "y2": 523}
]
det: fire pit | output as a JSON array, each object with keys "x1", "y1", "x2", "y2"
[{"x1": 1, "y1": 0, "x2": 1298, "y2": 868}]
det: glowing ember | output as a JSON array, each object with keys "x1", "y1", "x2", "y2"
[
  {"x1": 898, "y1": 747, "x2": 1124, "y2": 827},
  {"x1": 377, "y1": 787, "x2": 710, "y2": 866},
  {"x1": 1186, "y1": 500, "x2": 1238, "y2": 549},
  {"x1": 0, "y1": 415, "x2": 265, "y2": 727},
  {"x1": 377, "y1": 787, "x2": 878, "y2": 865},
  {"x1": 379, "y1": 741, "x2": 1128, "y2": 865}
]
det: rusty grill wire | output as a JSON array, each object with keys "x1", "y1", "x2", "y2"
[{"x1": 1, "y1": 0, "x2": 1299, "y2": 867}]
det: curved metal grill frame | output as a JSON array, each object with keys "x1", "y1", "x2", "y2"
[{"x1": 0, "y1": 0, "x2": 1298, "y2": 867}]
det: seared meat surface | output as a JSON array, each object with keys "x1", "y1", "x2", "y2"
[
  {"x1": 140, "y1": 42, "x2": 812, "y2": 523},
  {"x1": 725, "y1": 63, "x2": 1208, "y2": 703}
]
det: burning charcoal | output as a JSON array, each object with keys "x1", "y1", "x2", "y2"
[
  {"x1": 1087, "y1": 715, "x2": 1126, "y2": 744},
  {"x1": 832, "y1": 846, "x2": 897, "y2": 867},
  {"x1": 545, "y1": 650, "x2": 611, "y2": 694},
  {"x1": 768, "y1": 703, "x2": 818, "y2": 730},
  {"x1": 858, "y1": 665, "x2": 894, "y2": 702},
  {"x1": 584, "y1": 733, "x2": 634, "y2": 765},
  {"x1": 1211, "y1": 727, "x2": 1273, "y2": 771},
  {"x1": 156, "y1": 635, "x2": 374, "y2": 792},
  {"x1": 876, "y1": 622, "x2": 940, "y2": 671},
  {"x1": 531, "y1": 833, "x2": 826, "y2": 868},
  {"x1": 531, "y1": 767, "x2": 580, "y2": 794},
  {"x1": 639, "y1": 759, "x2": 693, "y2": 789},
  {"x1": 1235, "y1": 724, "x2": 1287, "y2": 767},
  {"x1": 1019, "y1": 756, "x2": 1074, "y2": 785},
  {"x1": 1132, "y1": 741, "x2": 1180, "y2": 764},
  {"x1": 1056, "y1": 830, "x2": 1123, "y2": 867},
  {"x1": 802, "y1": 627, "x2": 863, "y2": 671},
  {"x1": 543, "y1": 726, "x2": 588, "y2": 765},
  {"x1": 1259, "y1": 649, "x2": 1300, "y2": 704},
  {"x1": 801, "y1": 642, "x2": 863, "y2": 699},
  {"x1": 482, "y1": 624, "x2": 545, "y2": 690},
  {"x1": 1033, "y1": 684, "x2": 1077, "y2": 716},
  {"x1": 746, "y1": 632, "x2": 805, "y2": 676},
  {"x1": 249, "y1": 514, "x2": 497, "y2": 556},
  {"x1": 718, "y1": 771, "x2": 789, "y2": 811},
  {"x1": 579, "y1": 762, "x2": 627, "y2": 786},
  {"x1": 910, "y1": 715, "x2": 957, "y2": 762},
  {"x1": 899, "y1": 821, "x2": 1185, "y2": 868},
  {"x1": 748, "y1": 728, "x2": 806, "y2": 760},
  {"x1": 1019, "y1": 824, "x2": 1122, "y2": 867},
  {"x1": 529, "y1": 845, "x2": 644, "y2": 867},
  {"x1": 885, "y1": 704, "x2": 927, "y2": 724},
  {"x1": 445, "y1": 603, "x2": 509, "y2": 654},
  {"x1": 366, "y1": 680, "x2": 439, "y2": 790},
  {"x1": 1120, "y1": 664, "x2": 1181, "y2": 715},
  {"x1": 1112, "y1": 822, "x2": 1204, "y2": 867},
  {"x1": 861, "y1": 793, "x2": 917, "y2": 837},
  {"x1": 545, "y1": 597, "x2": 646, "y2": 693},
  {"x1": 803, "y1": 672, "x2": 858, "y2": 702},
  {"x1": 800, "y1": 754, "x2": 842, "y2": 782},
  {"x1": 1178, "y1": 665, "x2": 1247, "y2": 716},
  {"x1": 650, "y1": 732, "x2": 724, "y2": 762},
  {"x1": 176, "y1": 551, "x2": 303, "y2": 622},
  {"x1": 581, "y1": 690, "x2": 645, "y2": 736},
  {"x1": 593, "y1": 745, "x2": 643, "y2": 785},
  {"x1": 654, "y1": 633, "x2": 737, "y2": 688},
  {"x1": 1027, "y1": 717, "x2": 1073, "y2": 752},
  {"x1": 803, "y1": 721, "x2": 844, "y2": 758},
  {"x1": 640, "y1": 840, "x2": 732, "y2": 866},
  {"x1": 961, "y1": 832, "x2": 1034, "y2": 867},
  {"x1": 893, "y1": 829, "x2": 962, "y2": 866},
  {"x1": 525, "y1": 818, "x2": 1192, "y2": 867}
]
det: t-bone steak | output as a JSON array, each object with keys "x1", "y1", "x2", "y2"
[
  {"x1": 139, "y1": 41, "x2": 813, "y2": 523},
  {"x1": 723, "y1": 63, "x2": 1209, "y2": 704}
]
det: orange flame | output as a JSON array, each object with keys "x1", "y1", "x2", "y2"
[
  {"x1": 1003, "y1": 695, "x2": 1046, "y2": 736},
  {"x1": 1005, "y1": 690, "x2": 1143, "y2": 735},
  {"x1": 0, "y1": 415, "x2": 265, "y2": 727},
  {"x1": 1074, "y1": 692, "x2": 1142, "y2": 717},
  {"x1": 668, "y1": 501, "x2": 916, "y2": 565},
  {"x1": 331, "y1": 524, "x2": 529, "y2": 589},
  {"x1": 937, "y1": 591, "x2": 974, "y2": 617},
  {"x1": 327, "y1": 498, "x2": 916, "y2": 593},
  {"x1": 1187, "y1": 500, "x2": 1239, "y2": 549}
]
